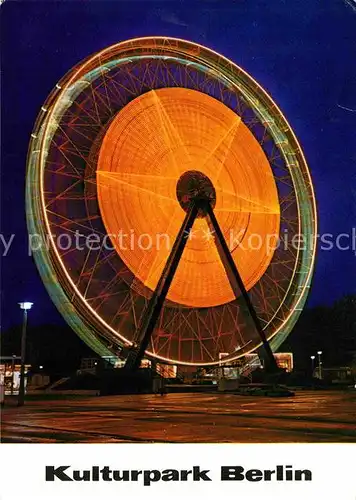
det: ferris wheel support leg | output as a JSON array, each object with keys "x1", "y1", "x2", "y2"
[
  {"x1": 205, "y1": 203, "x2": 279, "y2": 373},
  {"x1": 124, "y1": 202, "x2": 200, "y2": 371}
]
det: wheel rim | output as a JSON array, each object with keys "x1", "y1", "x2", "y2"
[{"x1": 26, "y1": 37, "x2": 317, "y2": 366}]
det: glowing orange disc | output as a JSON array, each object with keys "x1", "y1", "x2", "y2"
[{"x1": 97, "y1": 88, "x2": 280, "y2": 308}]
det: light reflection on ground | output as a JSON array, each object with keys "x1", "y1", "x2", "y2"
[{"x1": 2, "y1": 390, "x2": 355, "y2": 443}]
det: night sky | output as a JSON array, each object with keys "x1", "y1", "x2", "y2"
[{"x1": 1, "y1": 0, "x2": 356, "y2": 331}]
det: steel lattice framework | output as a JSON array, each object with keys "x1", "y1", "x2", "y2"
[{"x1": 26, "y1": 37, "x2": 317, "y2": 366}]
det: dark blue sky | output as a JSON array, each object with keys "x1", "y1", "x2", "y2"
[{"x1": 1, "y1": 0, "x2": 356, "y2": 330}]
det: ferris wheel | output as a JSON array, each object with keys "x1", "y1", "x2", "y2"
[{"x1": 26, "y1": 37, "x2": 317, "y2": 369}]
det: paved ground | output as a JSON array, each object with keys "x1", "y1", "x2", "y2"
[{"x1": 1, "y1": 390, "x2": 356, "y2": 443}]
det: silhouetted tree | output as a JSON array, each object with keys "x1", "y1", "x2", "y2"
[
  {"x1": 1, "y1": 323, "x2": 97, "y2": 379},
  {"x1": 280, "y1": 295, "x2": 356, "y2": 370}
]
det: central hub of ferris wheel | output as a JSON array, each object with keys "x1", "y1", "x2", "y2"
[{"x1": 176, "y1": 170, "x2": 216, "y2": 217}]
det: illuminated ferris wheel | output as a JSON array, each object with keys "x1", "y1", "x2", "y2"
[{"x1": 26, "y1": 37, "x2": 317, "y2": 368}]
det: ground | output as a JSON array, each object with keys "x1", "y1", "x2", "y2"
[{"x1": 1, "y1": 390, "x2": 356, "y2": 443}]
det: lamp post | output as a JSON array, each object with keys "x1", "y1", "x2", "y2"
[
  {"x1": 310, "y1": 355, "x2": 315, "y2": 376},
  {"x1": 11, "y1": 354, "x2": 16, "y2": 395},
  {"x1": 317, "y1": 351, "x2": 322, "y2": 379},
  {"x1": 18, "y1": 302, "x2": 33, "y2": 406}
]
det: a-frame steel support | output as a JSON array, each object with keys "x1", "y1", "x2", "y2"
[{"x1": 124, "y1": 199, "x2": 278, "y2": 372}]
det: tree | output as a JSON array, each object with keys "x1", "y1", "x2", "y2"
[{"x1": 280, "y1": 295, "x2": 356, "y2": 370}]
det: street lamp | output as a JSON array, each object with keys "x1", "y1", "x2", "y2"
[
  {"x1": 310, "y1": 355, "x2": 315, "y2": 375},
  {"x1": 18, "y1": 302, "x2": 33, "y2": 406},
  {"x1": 317, "y1": 350, "x2": 322, "y2": 379}
]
